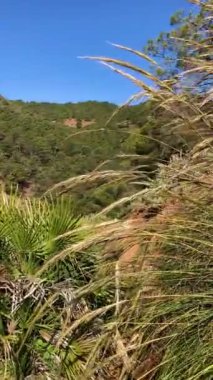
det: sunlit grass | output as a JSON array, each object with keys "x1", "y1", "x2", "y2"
[{"x1": 0, "y1": 0, "x2": 213, "y2": 378}]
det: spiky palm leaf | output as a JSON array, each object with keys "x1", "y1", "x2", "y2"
[{"x1": 0, "y1": 193, "x2": 103, "y2": 379}]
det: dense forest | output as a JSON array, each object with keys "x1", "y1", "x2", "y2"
[
  {"x1": 0, "y1": 97, "x2": 155, "y2": 213},
  {"x1": 0, "y1": 1, "x2": 212, "y2": 379},
  {"x1": 0, "y1": 95, "x2": 201, "y2": 214}
]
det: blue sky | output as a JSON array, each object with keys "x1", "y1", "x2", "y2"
[{"x1": 1, "y1": 0, "x2": 193, "y2": 104}]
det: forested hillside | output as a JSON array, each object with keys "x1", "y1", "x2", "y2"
[
  {"x1": 0, "y1": 97, "x2": 146, "y2": 212},
  {"x1": 0, "y1": 97, "x2": 117, "y2": 191},
  {"x1": 0, "y1": 95, "x2": 203, "y2": 213},
  {"x1": 0, "y1": 98, "x2": 158, "y2": 214}
]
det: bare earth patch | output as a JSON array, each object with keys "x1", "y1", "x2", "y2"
[{"x1": 64, "y1": 118, "x2": 95, "y2": 128}]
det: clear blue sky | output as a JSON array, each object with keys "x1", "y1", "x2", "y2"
[{"x1": 1, "y1": 0, "x2": 193, "y2": 104}]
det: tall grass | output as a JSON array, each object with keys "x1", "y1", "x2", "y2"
[{"x1": 0, "y1": 0, "x2": 212, "y2": 379}]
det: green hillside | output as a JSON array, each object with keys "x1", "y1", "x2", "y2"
[
  {"x1": 0, "y1": 95, "x2": 203, "y2": 214},
  {"x1": 0, "y1": 98, "x2": 139, "y2": 213},
  {"x1": 0, "y1": 99, "x2": 120, "y2": 188}
]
